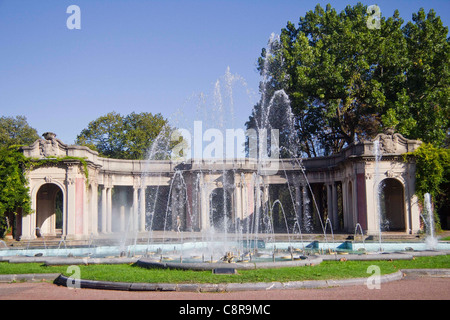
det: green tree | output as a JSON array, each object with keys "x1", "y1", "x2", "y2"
[
  {"x1": 253, "y1": 3, "x2": 449, "y2": 156},
  {"x1": 0, "y1": 115, "x2": 40, "y2": 147},
  {"x1": 0, "y1": 147, "x2": 32, "y2": 237},
  {"x1": 0, "y1": 115, "x2": 38, "y2": 237},
  {"x1": 406, "y1": 143, "x2": 450, "y2": 231},
  {"x1": 395, "y1": 9, "x2": 450, "y2": 145},
  {"x1": 76, "y1": 112, "x2": 174, "y2": 160}
]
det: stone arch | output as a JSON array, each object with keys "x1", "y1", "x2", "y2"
[
  {"x1": 35, "y1": 183, "x2": 65, "y2": 237},
  {"x1": 379, "y1": 178, "x2": 405, "y2": 231}
]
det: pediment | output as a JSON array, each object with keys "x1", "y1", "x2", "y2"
[{"x1": 21, "y1": 132, "x2": 68, "y2": 158}]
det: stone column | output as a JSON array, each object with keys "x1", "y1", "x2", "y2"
[
  {"x1": 352, "y1": 177, "x2": 358, "y2": 230},
  {"x1": 364, "y1": 172, "x2": 378, "y2": 235},
  {"x1": 133, "y1": 187, "x2": 139, "y2": 232},
  {"x1": 233, "y1": 178, "x2": 243, "y2": 232},
  {"x1": 248, "y1": 183, "x2": 255, "y2": 233},
  {"x1": 106, "y1": 187, "x2": 112, "y2": 233},
  {"x1": 139, "y1": 187, "x2": 146, "y2": 232},
  {"x1": 66, "y1": 177, "x2": 76, "y2": 238},
  {"x1": 326, "y1": 183, "x2": 332, "y2": 222},
  {"x1": 90, "y1": 184, "x2": 99, "y2": 235},
  {"x1": 342, "y1": 179, "x2": 349, "y2": 231},
  {"x1": 241, "y1": 178, "x2": 248, "y2": 221},
  {"x1": 331, "y1": 183, "x2": 338, "y2": 230},
  {"x1": 77, "y1": 178, "x2": 87, "y2": 237},
  {"x1": 22, "y1": 213, "x2": 36, "y2": 240},
  {"x1": 200, "y1": 181, "x2": 210, "y2": 231},
  {"x1": 21, "y1": 185, "x2": 36, "y2": 239},
  {"x1": 101, "y1": 186, "x2": 107, "y2": 233}
]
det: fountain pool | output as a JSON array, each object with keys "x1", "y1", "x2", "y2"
[{"x1": 1, "y1": 238, "x2": 449, "y2": 260}]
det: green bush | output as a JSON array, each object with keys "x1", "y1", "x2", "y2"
[
  {"x1": 0, "y1": 146, "x2": 32, "y2": 237},
  {"x1": 406, "y1": 143, "x2": 450, "y2": 231}
]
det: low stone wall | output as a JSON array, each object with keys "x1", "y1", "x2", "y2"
[
  {"x1": 135, "y1": 255, "x2": 323, "y2": 271},
  {"x1": 53, "y1": 271, "x2": 406, "y2": 292}
]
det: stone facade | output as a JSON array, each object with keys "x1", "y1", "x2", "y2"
[{"x1": 19, "y1": 132, "x2": 422, "y2": 240}]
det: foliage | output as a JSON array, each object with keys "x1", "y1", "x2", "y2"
[
  {"x1": 0, "y1": 115, "x2": 39, "y2": 237},
  {"x1": 0, "y1": 115, "x2": 40, "y2": 148},
  {"x1": 76, "y1": 112, "x2": 174, "y2": 160},
  {"x1": 26, "y1": 156, "x2": 90, "y2": 185},
  {"x1": 252, "y1": 3, "x2": 449, "y2": 157},
  {"x1": 406, "y1": 143, "x2": 449, "y2": 230},
  {"x1": 0, "y1": 146, "x2": 32, "y2": 237},
  {"x1": 408, "y1": 143, "x2": 449, "y2": 202}
]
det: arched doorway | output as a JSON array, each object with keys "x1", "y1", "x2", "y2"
[
  {"x1": 36, "y1": 183, "x2": 64, "y2": 237},
  {"x1": 379, "y1": 178, "x2": 405, "y2": 231}
]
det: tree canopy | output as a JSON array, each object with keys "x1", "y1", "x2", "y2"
[
  {"x1": 0, "y1": 147, "x2": 32, "y2": 218},
  {"x1": 0, "y1": 116, "x2": 38, "y2": 237},
  {"x1": 406, "y1": 143, "x2": 450, "y2": 230},
  {"x1": 0, "y1": 115, "x2": 40, "y2": 148},
  {"x1": 249, "y1": 3, "x2": 449, "y2": 157},
  {"x1": 76, "y1": 111, "x2": 173, "y2": 160}
]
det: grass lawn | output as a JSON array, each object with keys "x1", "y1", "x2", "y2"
[{"x1": 0, "y1": 255, "x2": 449, "y2": 284}]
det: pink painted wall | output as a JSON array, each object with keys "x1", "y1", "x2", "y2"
[
  {"x1": 75, "y1": 178, "x2": 84, "y2": 234},
  {"x1": 356, "y1": 173, "x2": 367, "y2": 230}
]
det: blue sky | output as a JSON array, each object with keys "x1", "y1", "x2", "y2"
[{"x1": 1, "y1": 0, "x2": 449, "y2": 144}]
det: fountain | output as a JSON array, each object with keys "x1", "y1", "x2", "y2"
[
  {"x1": 57, "y1": 235, "x2": 67, "y2": 251},
  {"x1": 0, "y1": 240, "x2": 8, "y2": 249},
  {"x1": 373, "y1": 139, "x2": 383, "y2": 252},
  {"x1": 132, "y1": 32, "x2": 328, "y2": 267},
  {"x1": 26, "y1": 227, "x2": 47, "y2": 250},
  {"x1": 324, "y1": 218, "x2": 335, "y2": 254},
  {"x1": 354, "y1": 223, "x2": 366, "y2": 252},
  {"x1": 422, "y1": 193, "x2": 438, "y2": 250},
  {"x1": 2, "y1": 34, "x2": 449, "y2": 266}
]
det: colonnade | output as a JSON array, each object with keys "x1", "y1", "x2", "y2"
[
  {"x1": 98, "y1": 185, "x2": 147, "y2": 234},
  {"x1": 18, "y1": 132, "x2": 423, "y2": 240}
]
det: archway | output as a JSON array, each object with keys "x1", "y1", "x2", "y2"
[
  {"x1": 379, "y1": 178, "x2": 405, "y2": 231},
  {"x1": 36, "y1": 183, "x2": 64, "y2": 237}
]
